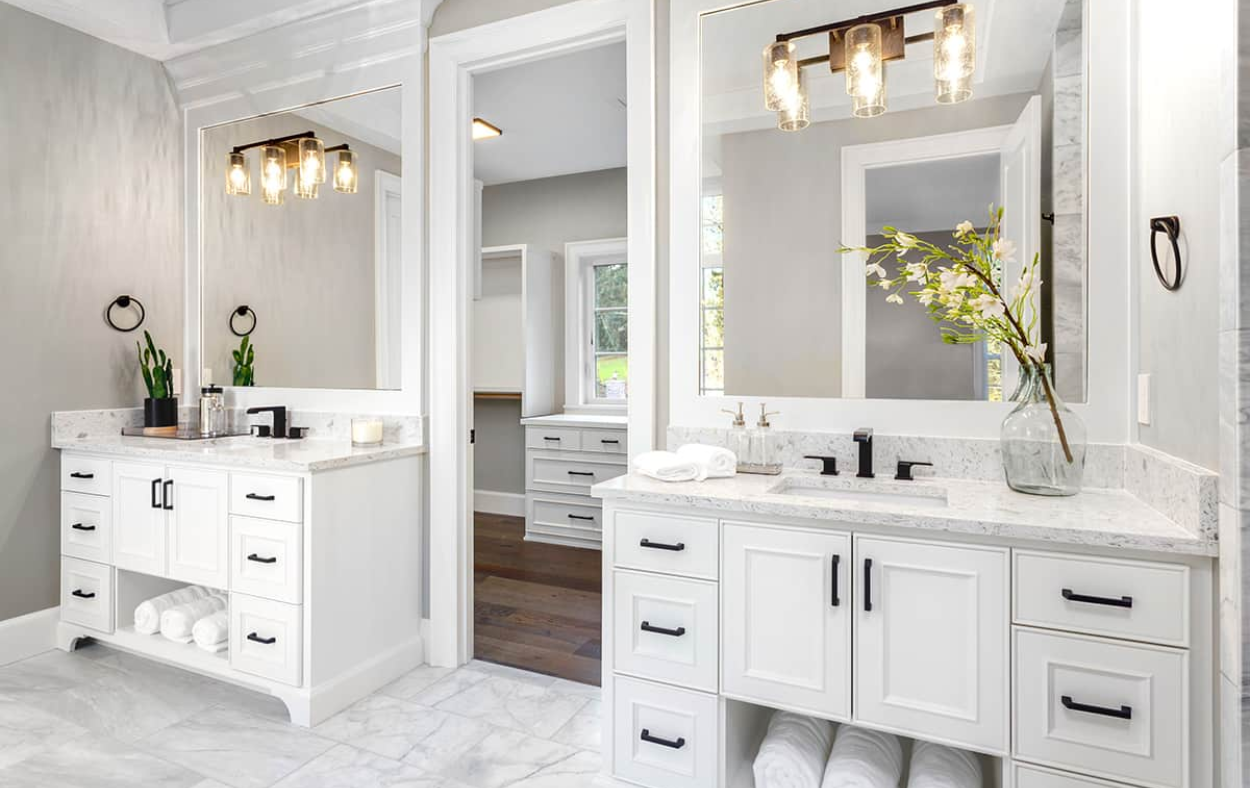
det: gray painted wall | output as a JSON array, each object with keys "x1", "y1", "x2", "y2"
[{"x1": 0, "y1": 4, "x2": 183, "y2": 622}]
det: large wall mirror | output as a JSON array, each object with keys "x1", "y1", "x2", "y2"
[
  {"x1": 201, "y1": 85, "x2": 403, "y2": 391},
  {"x1": 698, "y1": 0, "x2": 1086, "y2": 403}
]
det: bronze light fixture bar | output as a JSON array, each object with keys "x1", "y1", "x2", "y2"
[
  {"x1": 225, "y1": 131, "x2": 358, "y2": 201},
  {"x1": 774, "y1": 0, "x2": 958, "y2": 73}
]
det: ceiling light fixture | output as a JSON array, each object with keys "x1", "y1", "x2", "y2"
[
  {"x1": 225, "y1": 131, "x2": 357, "y2": 205},
  {"x1": 472, "y1": 118, "x2": 503, "y2": 140},
  {"x1": 764, "y1": 0, "x2": 976, "y2": 127}
]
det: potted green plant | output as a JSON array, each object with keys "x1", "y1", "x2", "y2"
[
  {"x1": 232, "y1": 336, "x2": 255, "y2": 387},
  {"x1": 137, "y1": 330, "x2": 177, "y2": 427}
]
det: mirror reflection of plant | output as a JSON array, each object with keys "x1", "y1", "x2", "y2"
[
  {"x1": 841, "y1": 205, "x2": 1073, "y2": 464},
  {"x1": 137, "y1": 330, "x2": 175, "y2": 399},
  {"x1": 232, "y1": 335, "x2": 255, "y2": 387}
]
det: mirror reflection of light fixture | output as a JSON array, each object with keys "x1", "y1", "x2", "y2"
[
  {"x1": 226, "y1": 131, "x2": 359, "y2": 205},
  {"x1": 332, "y1": 148, "x2": 358, "y2": 194},
  {"x1": 778, "y1": 69, "x2": 810, "y2": 132},
  {"x1": 225, "y1": 151, "x2": 251, "y2": 196},
  {"x1": 472, "y1": 118, "x2": 503, "y2": 140},
  {"x1": 846, "y1": 23, "x2": 886, "y2": 118},
  {"x1": 260, "y1": 145, "x2": 287, "y2": 206},
  {"x1": 934, "y1": 4, "x2": 975, "y2": 104},
  {"x1": 298, "y1": 137, "x2": 326, "y2": 190},
  {"x1": 293, "y1": 178, "x2": 319, "y2": 200},
  {"x1": 762, "y1": 40, "x2": 799, "y2": 111}
]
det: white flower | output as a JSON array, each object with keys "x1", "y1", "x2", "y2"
[
  {"x1": 905, "y1": 262, "x2": 927, "y2": 283},
  {"x1": 992, "y1": 238, "x2": 1017, "y2": 263},
  {"x1": 878, "y1": 279, "x2": 893, "y2": 290},
  {"x1": 894, "y1": 231, "x2": 918, "y2": 248},
  {"x1": 918, "y1": 291, "x2": 936, "y2": 306},
  {"x1": 1025, "y1": 343, "x2": 1048, "y2": 363},
  {"x1": 938, "y1": 269, "x2": 976, "y2": 293},
  {"x1": 954, "y1": 220, "x2": 974, "y2": 238},
  {"x1": 970, "y1": 294, "x2": 1006, "y2": 319},
  {"x1": 866, "y1": 261, "x2": 888, "y2": 279},
  {"x1": 1009, "y1": 270, "x2": 1041, "y2": 302},
  {"x1": 885, "y1": 293, "x2": 904, "y2": 305}
]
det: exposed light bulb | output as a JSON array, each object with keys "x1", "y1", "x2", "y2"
[
  {"x1": 762, "y1": 40, "x2": 799, "y2": 111},
  {"x1": 298, "y1": 137, "x2": 326, "y2": 185},
  {"x1": 778, "y1": 68, "x2": 810, "y2": 132},
  {"x1": 845, "y1": 23, "x2": 886, "y2": 118},
  {"x1": 333, "y1": 149, "x2": 358, "y2": 194},
  {"x1": 934, "y1": 4, "x2": 976, "y2": 104},
  {"x1": 224, "y1": 151, "x2": 250, "y2": 196},
  {"x1": 259, "y1": 145, "x2": 286, "y2": 206}
]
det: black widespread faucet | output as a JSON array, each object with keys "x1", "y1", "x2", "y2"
[
  {"x1": 853, "y1": 428, "x2": 874, "y2": 478},
  {"x1": 246, "y1": 406, "x2": 287, "y2": 439}
]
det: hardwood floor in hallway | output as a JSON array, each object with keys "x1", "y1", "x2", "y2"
[{"x1": 473, "y1": 512, "x2": 603, "y2": 685}]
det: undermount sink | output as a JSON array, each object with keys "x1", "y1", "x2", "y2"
[{"x1": 768, "y1": 477, "x2": 949, "y2": 508}]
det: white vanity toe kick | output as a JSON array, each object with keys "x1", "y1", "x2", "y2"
[{"x1": 591, "y1": 472, "x2": 1213, "y2": 556}]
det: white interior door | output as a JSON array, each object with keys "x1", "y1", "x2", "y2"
[
  {"x1": 112, "y1": 461, "x2": 168, "y2": 577},
  {"x1": 375, "y1": 170, "x2": 403, "y2": 390},
  {"x1": 166, "y1": 466, "x2": 229, "y2": 588},
  {"x1": 998, "y1": 95, "x2": 1042, "y2": 396}
]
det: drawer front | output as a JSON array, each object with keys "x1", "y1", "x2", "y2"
[
  {"x1": 614, "y1": 571, "x2": 718, "y2": 692},
  {"x1": 1015, "y1": 551, "x2": 1189, "y2": 646},
  {"x1": 61, "y1": 558, "x2": 113, "y2": 633},
  {"x1": 61, "y1": 492, "x2": 112, "y2": 564},
  {"x1": 230, "y1": 593, "x2": 303, "y2": 687},
  {"x1": 582, "y1": 429, "x2": 626, "y2": 454},
  {"x1": 1015, "y1": 763, "x2": 1130, "y2": 787},
  {"x1": 527, "y1": 494, "x2": 603, "y2": 546},
  {"x1": 526, "y1": 453, "x2": 626, "y2": 495},
  {"x1": 612, "y1": 675, "x2": 719, "y2": 788},
  {"x1": 61, "y1": 455, "x2": 111, "y2": 496},
  {"x1": 525, "y1": 426, "x2": 582, "y2": 452},
  {"x1": 229, "y1": 472, "x2": 303, "y2": 523},
  {"x1": 613, "y1": 510, "x2": 719, "y2": 580},
  {"x1": 1014, "y1": 629, "x2": 1187, "y2": 788},
  {"x1": 230, "y1": 516, "x2": 303, "y2": 604}
]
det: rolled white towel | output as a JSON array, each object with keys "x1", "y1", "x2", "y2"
[
  {"x1": 821, "y1": 726, "x2": 904, "y2": 788},
  {"x1": 161, "y1": 593, "x2": 227, "y2": 643},
  {"x1": 753, "y1": 710, "x2": 835, "y2": 788},
  {"x1": 677, "y1": 444, "x2": 737, "y2": 479},
  {"x1": 907, "y1": 741, "x2": 982, "y2": 788},
  {"x1": 633, "y1": 450, "x2": 701, "y2": 482},
  {"x1": 134, "y1": 586, "x2": 211, "y2": 635},
  {"x1": 192, "y1": 611, "x2": 229, "y2": 654}
]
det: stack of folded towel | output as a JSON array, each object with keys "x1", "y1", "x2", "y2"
[
  {"x1": 753, "y1": 711, "x2": 835, "y2": 788},
  {"x1": 160, "y1": 591, "x2": 228, "y2": 643},
  {"x1": 134, "y1": 586, "x2": 211, "y2": 635},
  {"x1": 822, "y1": 725, "x2": 904, "y2": 788},
  {"x1": 191, "y1": 611, "x2": 229, "y2": 653},
  {"x1": 134, "y1": 586, "x2": 231, "y2": 653},
  {"x1": 906, "y1": 741, "x2": 982, "y2": 788},
  {"x1": 632, "y1": 444, "x2": 737, "y2": 482}
]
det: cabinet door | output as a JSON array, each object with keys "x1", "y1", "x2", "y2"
[
  {"x1": 722, "y1": 522, "x2": 850, "y2": 720},
  {"x1": 854, "y1": 535, "x2": 1008, "y2": 752},
  {"x1": 167, "y1": 466, "x2": 229, "y2": 588},
  {"x1": 112, "y1": 461, "x2": 167, "y2": 576}
]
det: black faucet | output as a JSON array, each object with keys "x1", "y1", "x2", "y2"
[
  {"x1": 853, "y1": 428, "x2": 874, "y2": 478},
  {"x1": 804, "y1": 455, "x2": 839, "y2": 476},
  {"x1": 246, "y1": 406, "x2": 287, "y2": 439}
]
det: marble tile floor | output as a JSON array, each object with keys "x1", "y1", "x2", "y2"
[{"x1": 0, "y1": 643, "x2": 603, "y2": 788}]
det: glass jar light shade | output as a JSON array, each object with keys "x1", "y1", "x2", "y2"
[
  {"x1": 225, "y1": 152, "x2": 251, "y2": 196},
  {"x1": 293, "y1": 178, "x2": 319, "y2": 200},
  {"x1": 777, "y1": 69, "x2": 810, "y2": 132},
  {"x1": 298, "y1": 137, "x2": 325, "y2": 186},
  {"x1": 846, "y1": 23, "x2": 886, "y2": 118},
  {"x1": 333, "y1": 149, "x2": 359, "y2": 194},
  {"x1": 934, "y1": 4, "x2": 976, "y2": 104},
  {"x1": 762, "y1": 40, "x2": 799, "y2": 111},
  {"x1": 260, "y1": 145, "x2": 287, "y2": 205}
]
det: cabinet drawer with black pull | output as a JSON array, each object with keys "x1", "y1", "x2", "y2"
[
  {"x1": 230, "y1": 516, "x2": 302, "y2": 604},
  {"x1": 229, "y1": 472, "x2": 303, "y2": 523},
  {"x1": 229, "y1": 592, "x2": 303, "y2": 687},
  {"x1": 612, "y1": 569, "x2": 718, "y2": 692}
]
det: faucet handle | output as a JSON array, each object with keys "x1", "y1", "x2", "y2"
[
  {"x1": 804, "y1": 455, "x2": 839, "y2": 476},
  {"x1": 895, "y1": 460, "x2": 934, "y2": 481},
  {"x1": 853, "y1": 427, "x2": 874, "y2": 442}
]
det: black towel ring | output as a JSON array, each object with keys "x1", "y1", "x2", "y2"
[
  {"x1": 104, "y1": 295, "x2": 145, "y2": 332},
  {"x1": 1150, "y1": 216, "x2": 1183, "y2": 291},
  {"x1": 230, "y1": 305, "x2": 257, "y2": 337}
]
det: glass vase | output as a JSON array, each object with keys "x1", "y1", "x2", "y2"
[{"x1": 1001, "y1": 363, "x2": 1086, "y2": 496}]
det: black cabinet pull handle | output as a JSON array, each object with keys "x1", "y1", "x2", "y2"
[
  {"x1": 246, "y1": 493, "x2": 276, "y2": 502},
  {"x1": 1061, "y1": 695, "x2": 1132, "y2": 720},
  {"x1": 70, "y1": 472, "x2": 95, "y2": 480},
  {"x1": 639, "y1": 538, "x2": 685, "y2": 552},
  {"x1": 567, "y1": 514, "x2": 596, "y2": 522},
  {"x1": 71, "y1": 523, "x2": 97, "y2": 532},
  {"x1": 247, "y1": 553, "x2": 278, "y2": 564},
  {"x1": 247, "y1": 632, "x2": 277, "y2": 645},
  {"x1": 640, "y1": 729, "x2": 686, "y2": 749},
  {"x1": 71, "y1": 589, "x2": 96, "y2": 599},
  {"x1": 831, "y1": 554, "x2": 841, "y2": 607},
  {"x1": 151, "y1": 478, "x2": 162, "y2": 509},
  {"x1": 863, "y1": 558, "x2": 873, "y2": 612},
  {"x1": 163, "y1": 479, "x2": 173, "y2": 510},
  {"x1": 640, "y1": 621, "x2": 686, "y2": 637},
  {"x1": 567, "y1": 471, "x2": 595, "y2": 477},
  {"x1": 601, "y1": 439, "x2": 620, "y2": 444},
  {"x1": 543, "y1": 436, "x2": 561, "y2": 441},
  {"x1": 1062, "y1": 588, "x2": 1133, "y2": 608}
]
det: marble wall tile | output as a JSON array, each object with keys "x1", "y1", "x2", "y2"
[
  {"x1": 1052, "y1": 75, "x2": 1084, "y2": 147},
  {"x1": 1123, "y1": 444, "x2": 1219, "y2": 538},
  {"x1": 1220, "y1": 504, "x2": 1244, "y2": 684},
  {"x1": 1053, "y1": 144, "x2": 1085, "y2": 214},
  {"x1": 1221, "y1": 673, "x2": 1243, "y2": 788}
]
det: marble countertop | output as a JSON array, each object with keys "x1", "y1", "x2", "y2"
[
  {"x1": 520, "y1": 413, "x2": 628, "y2": 429},
  {"x1": 592, "y1": 471, "x2": 1216, "y2": 556},
  {"x1": 53, "y1": 434, "x2": 426, "y2": 472}
]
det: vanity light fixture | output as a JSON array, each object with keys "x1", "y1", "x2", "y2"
[
  {"x1": 764, "y1": 0, "x2": 975, "y2": 126},
  {"x1": 225, "y1": 131, "x2": 356, "y2": 205},
  {"x1": 225, "y1": 152, "x2": 251, "y2": 196},
  {"x1": 330, "y1": 147, "x2": 358, "y2": 194},
  {"x1": 472, "y1": 117, "x2": 503, "y2": 140},
  {"x1": 259, "y1": 145, "x2": 287, "y2": 205}
]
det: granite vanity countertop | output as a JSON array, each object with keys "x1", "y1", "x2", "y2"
[
  {"x1": 520, "y1": 413, "x2": 628, "y2": 428},
  {"x1": 53, "y1": 434, "x2": 426, "y2": 472},
  {"x1": 592, "y1": 471, "x2": 1217, "y2": 557}
]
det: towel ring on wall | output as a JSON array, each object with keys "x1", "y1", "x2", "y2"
[
  {"x1": 1149, "y1": 216, "x2": 1183, "y2": 291},
  {"x1": 230, "y1": 305, "x2": 257, "y2": 337},
  {"x1": 104, "y1": 295, "x2": 145, "y2": 332}
]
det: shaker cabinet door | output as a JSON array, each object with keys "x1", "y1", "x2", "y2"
[
  {"x1": 112, "y1": 461, "x2": 168, "y2": 577},
  {"x1": 166, "y1": 465, "x2": 229, "y2": 589}
]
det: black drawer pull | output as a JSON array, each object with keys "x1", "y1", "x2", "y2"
[
  {"x1": 567, "y1": 514, "x2": 596, "y2": 522},
  {"x1": 640, "y1": 729, "x2": 686, "y2": 750},
  {"x1": 247, "y1": 553, "x2": 278, "y2": 564},
  {"x1": 1062, "y1": 588, "x2": 1133, "y2": 608},
  {"x1": 831, "y1": 554, "x2": 841, "y2": 607},
  {"x1": 163, "y1": 479, "x2": 173, "y2": 511},
  {"x1": 246, "y1": 493, "x2": 276, "y2": 502},
  {"x1": 601, "y1": 439, "x2": 620, "y2": 444},
  {"x1": 247, "y1": 632, "x2": 277, "y2": 645},
  {"x1": 567, "y1": 470, "x2": 595, "y2": 477},
  {"x1": 863, "y1": 558, "x2": 873, "y2": 612},
  {"x1": 71, "y1": 523, "x2": 97, "y2": 532},
  {"x1": 69, "y1": 472, "x2": 95, "y2": 480},
  {"x1": 1061, "y1": 695, "x2": 1132, "y2": 720},
  {"x1": 151, "y1": 478, "x2": 162, "y2": 509},
  {"x1": 71, "y1": 589, "x2": 96, "y2": 599},
  {"x1": 639, "y1": 538, "x2": 685, "y2": 552},
  {"x1": 543, "y1": 436, "x2": 562, "y2": 441},
  {"x1": 640, "y1": 621, "x2": 686, "y2": 637}
]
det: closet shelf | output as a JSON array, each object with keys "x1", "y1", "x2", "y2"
[{"x1": 474, "y1": 390, "x2": 523, "y2": 400}]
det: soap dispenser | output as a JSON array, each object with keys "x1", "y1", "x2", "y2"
[
  {"x1": 746, "y1": 403, "x2": 782, "y2": 475},
  {"x1": 721, "y1": 403, "x2": 749, "y2": 470}
]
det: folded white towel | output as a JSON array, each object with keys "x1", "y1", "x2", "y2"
[
  {"x1": 134, "y1": 586, "x2": 211, "y2": 635},
  {"x1": 161, "y1": 594, "x2": 227, "y2": 643},
  {"x1": 633, "y1": 450, "x2": 701, "y2": 482},
  {"x1": 677, "y1": 444, "x2": 737, "y2": 478},
  {"x1": 753, "y1": 711, "x2": 836, "y2": 788},
  {"x1": 907, "y1": 741, "x2": 982, "y2": 788},
  {"x1": 821, "y1": 726, "x2": 904, "y2": 788},
  {"x1": 192, "y1": 611, "x2": 229, "y2": 654}
]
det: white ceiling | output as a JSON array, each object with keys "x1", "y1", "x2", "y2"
[
  {"x1": 472, "y1": 42, "x2": 627, "y2": 186},
  {"x1": 295, "y1": 87, "x2": 404, "y2": 157}
]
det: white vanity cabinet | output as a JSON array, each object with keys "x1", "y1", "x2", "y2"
[{"x1": 522, "y1": 414, "x2": 627, "y2": 548}]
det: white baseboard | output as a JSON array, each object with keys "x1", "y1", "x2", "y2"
[
  {"x1": 474, "y1": 490, "x2": 526, "y2": 517},
  {"x1": 0, "y1": 606, "x2": 60, "y2": 666}
]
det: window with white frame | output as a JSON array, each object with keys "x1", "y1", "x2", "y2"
[
  {"x1": 584, "y1": 256, "x2": 628, "y2": 403},
  {"x1": 700, "y1": 194, "x2": 725, "y2": 395}
]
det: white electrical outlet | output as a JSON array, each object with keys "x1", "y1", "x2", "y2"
[{"x1": 1137, "y1": 373, "x2": 1152, "y2": 425}]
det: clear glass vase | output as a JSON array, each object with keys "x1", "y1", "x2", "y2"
[{"x1": 1001, "y1": 363, "x2": 1086, "y2": 496}]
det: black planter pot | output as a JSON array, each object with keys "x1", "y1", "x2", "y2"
[{"x1": 144, "y1": 397, "x2": 178, "y2": 427}]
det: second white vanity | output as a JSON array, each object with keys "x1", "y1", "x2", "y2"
[{"x1": 593, "y1": 471, "x2": 1216, "y2": 788}]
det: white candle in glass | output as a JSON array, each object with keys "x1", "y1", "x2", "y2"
[{"x1": 351, "y1": 418, "x2": 384, "y2": 446}]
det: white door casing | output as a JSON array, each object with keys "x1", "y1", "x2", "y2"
[
  {"x1": 998, "y1": 95, "x2": 1043, "y2": 396},
  {"x1": 375, "y1": 170, "x2": 403, "y2": 390}
]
